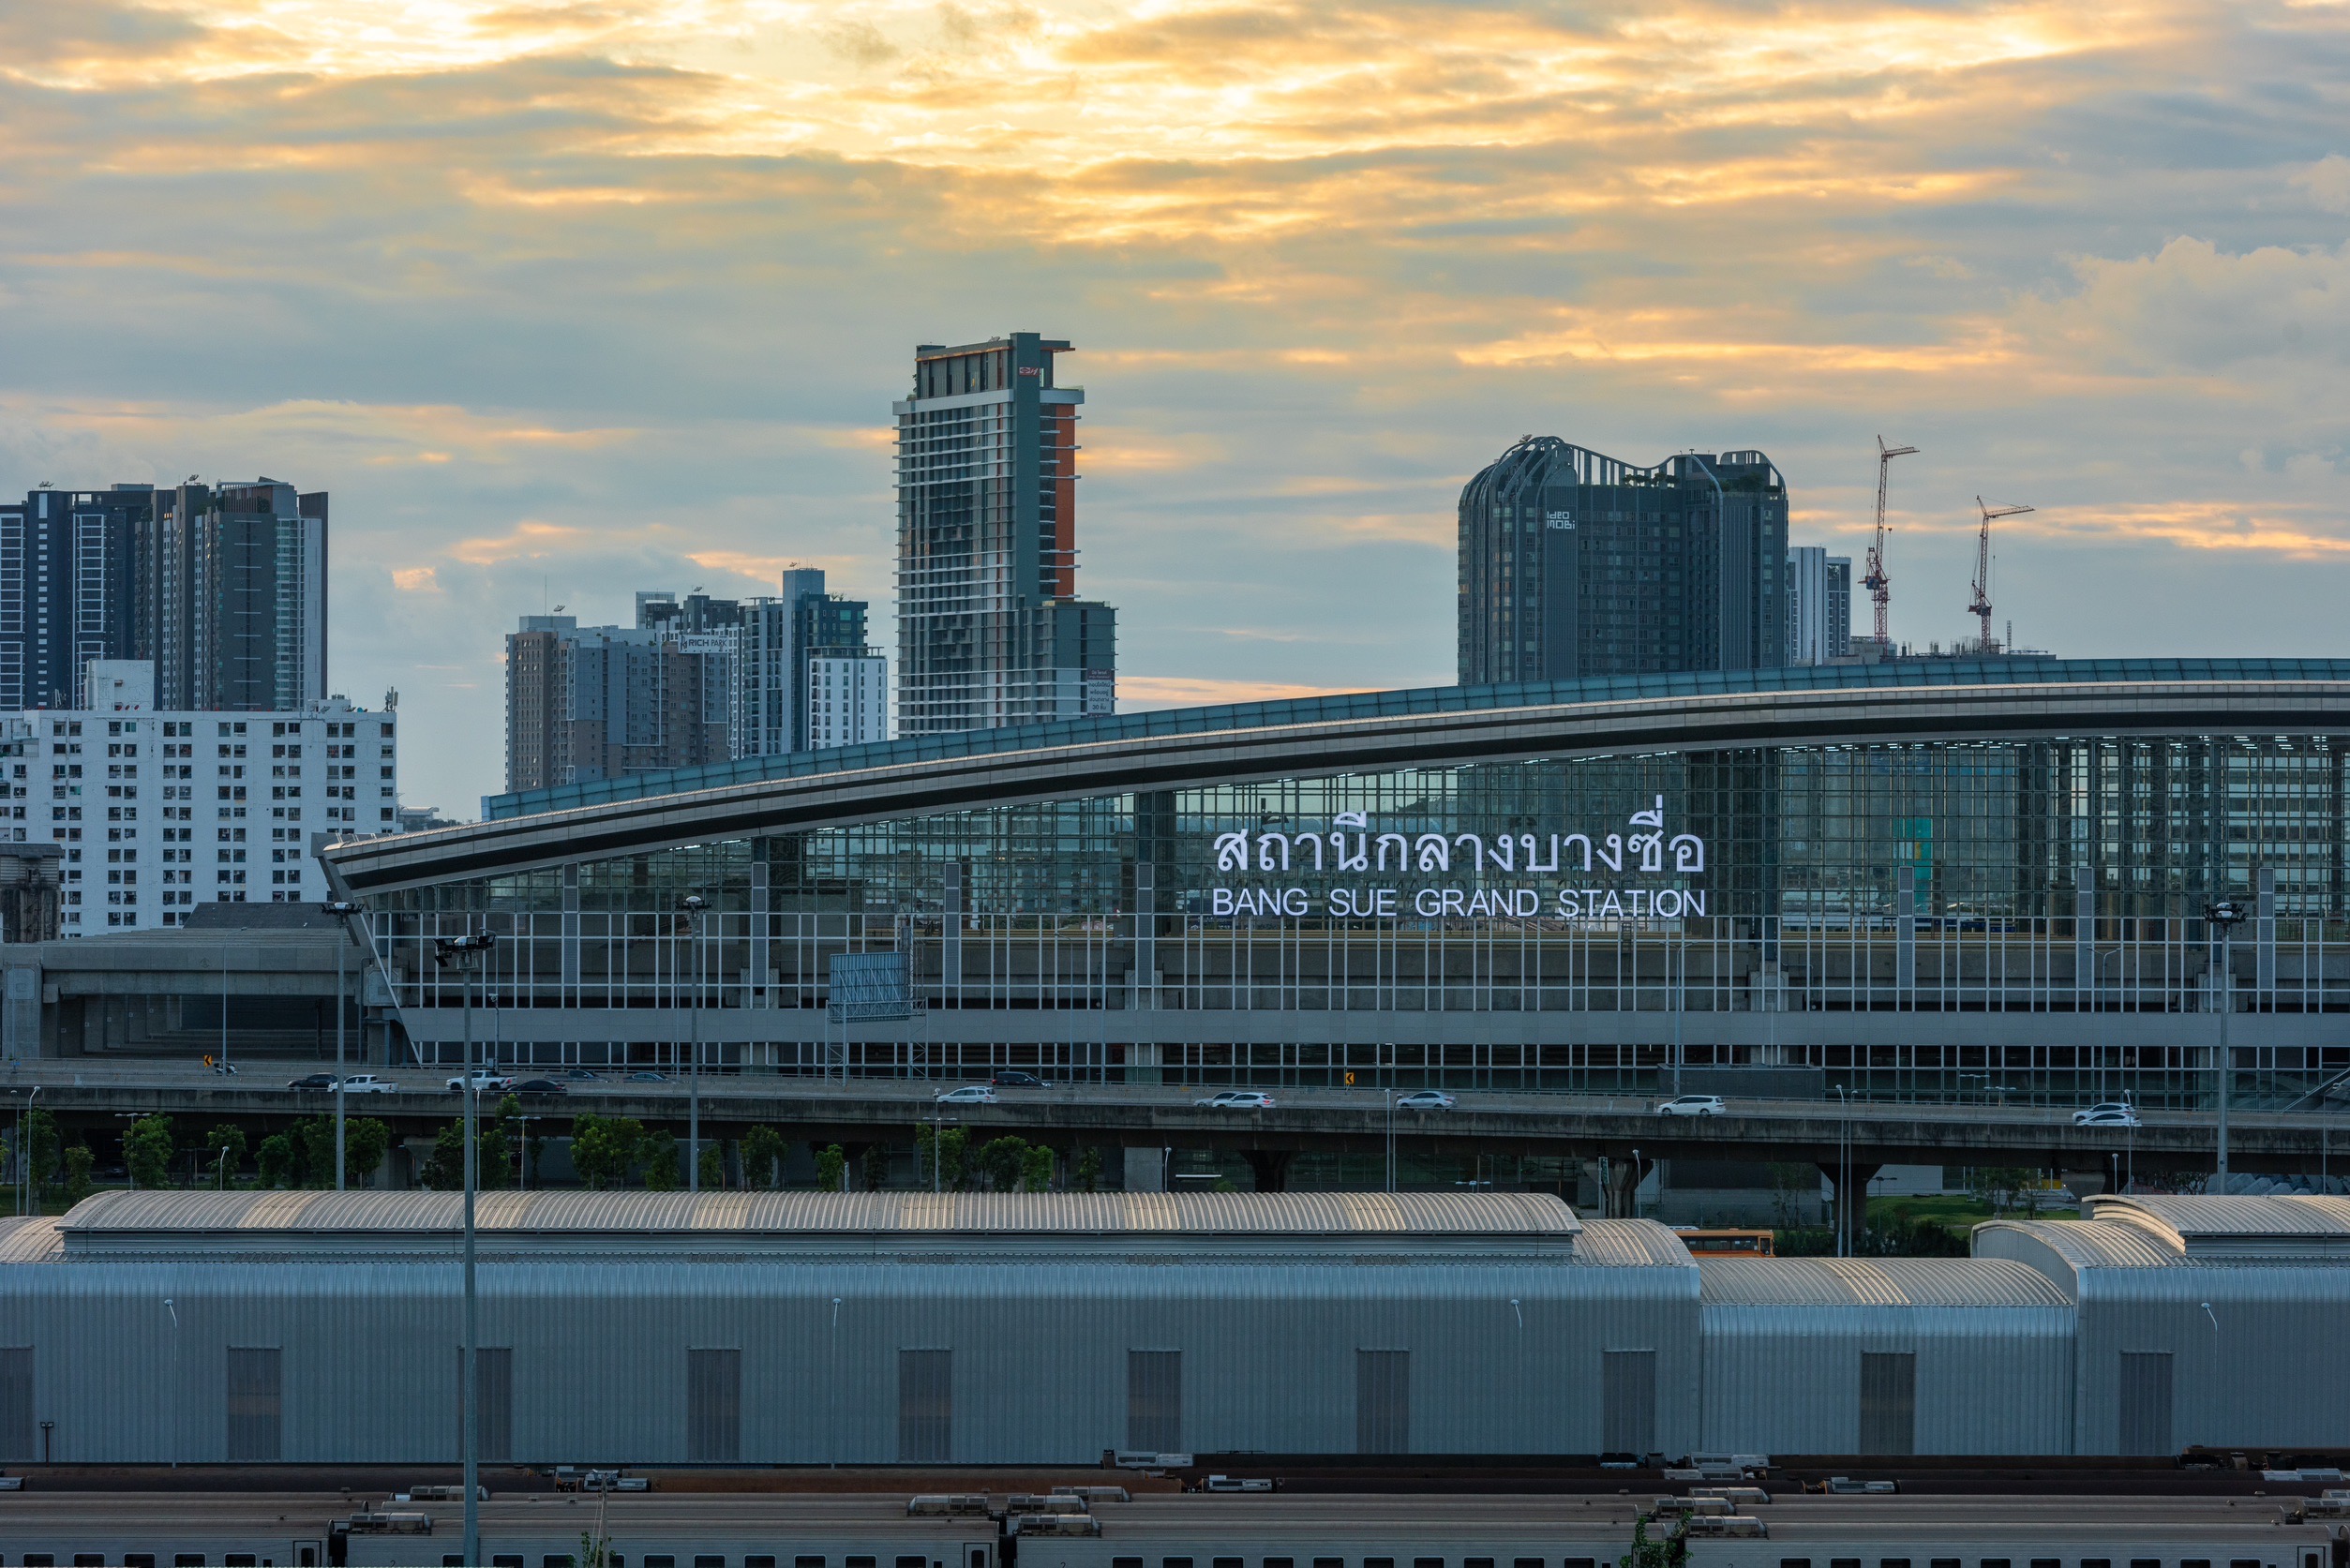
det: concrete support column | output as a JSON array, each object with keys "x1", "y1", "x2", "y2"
[
  {"x1": 1242, "y1": 1148, "x2": 1293, "y2": 1192},
  {"x1": 1123, "y1": 1145, "x2": 1167, "y2": 1192},
  {"x1": 1818, "y1": 1160, "x2": 1882, "y2": 1255},
  {"x1": 1605, "y1": 1154, "x2": 1645, "y2": 1217}
]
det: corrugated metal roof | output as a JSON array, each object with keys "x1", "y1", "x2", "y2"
[
  {"x1": 56, "y1": 1187, "x2": 1581, "y2": 1238},
  {"x1": 1570, "y1": 1219, "x2": 1698, "y2": 1267},
  {"x1": 0, "y1": 1218, "x2": 63, "y2": 1263},
  {"x1": 1979, "y1": 1217, "x2": 2185, "y2": 1268},
  {"x1": 2088, "y1": 1193, "x2": 2350, "y2": 1248},
  {"x1": 1698, "y1": 1256, "x2": 2070, "y2": 1307}
]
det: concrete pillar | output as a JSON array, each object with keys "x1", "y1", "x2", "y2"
[
  {"x1": 1242, "y1": 1149, "x2": 1293, "y2": 1192},
  {"x1": 1123, "y1": 1145, "x2": 1167, "y2": 1192},
  {"x1": 1817, "y1": 1161, "x2": 1882, "y2": 1255},
  {"x1": 1606, "y1": 1155, "x2": 1645, "y2": 1218}
]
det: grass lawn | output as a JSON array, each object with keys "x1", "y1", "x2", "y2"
[{"x1": 1870, "y1": 1192, "x2": 2080, "y2": 1233}]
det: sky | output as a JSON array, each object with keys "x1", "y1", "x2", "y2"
[{"x1": 2, "y1": 0, "x2": 2347, "y2": 816}]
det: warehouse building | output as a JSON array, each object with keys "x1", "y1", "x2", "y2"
[{"x1": 2, "y1": 1191, "x2": 2348, "y2": 1466}]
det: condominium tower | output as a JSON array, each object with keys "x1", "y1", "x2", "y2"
[
  {"x1": 1457, "y1": 439, "x2": 1789, "y2": 684},
  {"x1": 894, "y1": 333, "x2": 1116, "y2": 735}
]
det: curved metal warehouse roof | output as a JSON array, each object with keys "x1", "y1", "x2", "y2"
[{"x1": 1699, "y1": 1255, "x2": 2070, "y2": 1307}]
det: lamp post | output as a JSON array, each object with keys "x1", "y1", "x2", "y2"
[
  {"x1": 2204, "y1": 899, "x2": 2247, "y2": 1187},
  {"x1": 679, "y1": 894, "x2": 706, "y2": 1192},
  {"x1": 433, "y1": 927, "x2": 496, "y2": 1567},
  {"x1": 1832, "y1": 1083, "x2": 1850, "y2": 1258},
  {"x1": 322, "y1": 901, "x2": 363, "y2": 1191},
  {"x1": 1385, "y1": 1087, "x2": 1396, "y2": 1193}
]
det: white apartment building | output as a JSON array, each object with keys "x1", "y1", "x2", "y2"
[
  {"x1": 806, "y1": 653, "x2": 888, "y2": 749},
  {"x1": 0, "y1": 660, "x2": 397, "y2": 933}
]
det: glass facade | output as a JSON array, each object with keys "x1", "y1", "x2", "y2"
[{"x1": 374, "y1": 732, "x2": 2350, "y2": 1109}]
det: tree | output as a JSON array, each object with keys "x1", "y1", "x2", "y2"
[
  {"x1": 62, "y1": 1144, "x2": 95, "y2": 1206},
  {"x1": 697, "y1": 1143, "x2": 726, "y2": 1190},
  {"x1": 1075, "y1": 1146, "x2": 1103, "y2": 1193},
  {"x1": 936, "y1": 1127, "x2": 969, "y2": 1191},
  {"x1": 1620, "y1": 1511, "x2": 1687, "y2": 1568},
  {"x1": 478, "y1": 1095, "x2": 519, "y2": 1190},
  {"x1": 640, "y1": 1128, "x2": 681, "y2": 1189},
  {"x1": 741, "y1": 1125, "x2": 784, "y2": 1190},
  {"x1": 570, "y1": 1114, "x2": 645, "y2": 1191},
  {"x1": 1020, "y1": 1143, "x2": 1055, "y2": 1192},
  {"x1": 419, "y1": 1122, "x2": 467, "y2": 1191},
  {"x1": 975, "y1": 1135, "x2": 1030, "y2": 1191},
  {"x1": 815, "y1": 1144, "x2": 846, "y2": 1192},
  {"x1": 256, "y1": 1131, "x2": 301, "y2": 1189},
  {"x1": 860, "y1": 1143, "x2": 889, "y2": 1192},
  {"x1": 294, "y1": 1117, "x2": 334, "y2": 1187},
  {"x1": 342, "y1": 1118, "x2": 392, "y2": 1188},
  {"x1": 21, "y1": 1107, "x2": 60, "y2": 1203},
  {"x1": 912, "y1": 1125, "x2": 936, "y2": 1187},
  {"x1": 125, "y1": 1115, "x2": 175, "y2": 1190},
  {"x1": 204, "y1": 1125, "x2": 247, "y2": 1188}
]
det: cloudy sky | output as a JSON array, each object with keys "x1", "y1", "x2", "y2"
[{"x1": 3, "y1": 0, "x2": 2347, "y2": 814}]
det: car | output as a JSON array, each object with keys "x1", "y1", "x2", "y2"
[
  {"x1": 935, "y1": 1084, "x2": 997, "y2": 1104},
  {"x1": 2073, "y1": 1101, "x2": 2138, "y2": 1126},
  {"x1": 563, "y1": 1068, "x2": 600, "y2": 1082},
  {"x1": 512, "y1": 1078, "x2": 568, "y2": 1095},
  {"x1": 1195, "y1": 1090, "x2": 1277, "y2": 1110},
  {"x1": 1655, "y1": 1094, "x2": 1728, "y2": 1117},
  {"x1": 337, "y1": 1074, "x2": 397, "y2": 1095},
  {"x1": 1396, "y1": 1090, "x2": 1456, "y2": 1112},
  {"x1": 991, "y1": 1070, "x2": 1048, "y2": 1088},
  {"x1": 286, "y1": 1073, "x2": 337, "y2": 1091},
  {"x1": 624, "y1": 1070, "x2": 669, "y2": 1083},
  {"x1": 445, "y1": 1069, "x2": 515, "y2": 1094}
]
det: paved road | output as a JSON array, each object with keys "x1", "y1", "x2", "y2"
[{"x1": 5, "y1": 1059, "x2": 2343, "y2": 1172}]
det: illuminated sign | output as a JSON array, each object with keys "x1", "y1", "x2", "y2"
[{"x1": 1203, "y1": 798, "x2": 1707, "y2": 921}]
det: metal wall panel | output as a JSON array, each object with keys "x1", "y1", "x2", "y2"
[
  {"x1": 456, "y1": 1347, "x2": 514, "y2": 1463},
  {"x1": 1355, "y1": 1350, "x2": 1407, "y2": 1455},
  {"x1": 1860, "y1": 1351, "x2": 1916, "y2": 1456},
  {"x1": 0, "y1": 1347, "x2": 28, "y2": 1461},
  {"x1": 224, "y1": 1347, "x2": 279, "y2": 1463},
  {"x1": 898, "y1": 1349, "x2": 950, "y2": 1463},
  {"x1": 2118, "y1": 1351, "x2": 2172, "y2": 1456},
  {"x1": 1127, "y1": 1350, "x2": 1180, "y2": 1453},
  {"x1": 688, "y1": 1348, "x2": 741, "y2": 1463},
  {"x1": 1602, "y1": 1349, "x2": 1656, "y2": 1455}
]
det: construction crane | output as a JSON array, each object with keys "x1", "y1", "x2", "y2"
[
  {"x1": 1861, "y1": 436, "x2": 1917, "y2": 645},
  {"x1": 1968, "y1": 496, "x2": 2033, "y2": 652}
]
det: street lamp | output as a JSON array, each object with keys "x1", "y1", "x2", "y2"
[
  {"x1": 433, "y1": 927, "x2": 496, "y2": 1568},
  {"x1": 1832, "y1": 1084, "x2": 1850, "y2": 1258},
  {"x1": 679, "y1": 894, "x2": 706, "y2": 1192},
  {"x1": 322, "y1": 901, "x2": 364, "y2": 1191},
  {"x1": 2204, "y1": 898, "x2": 2248, "y2": 1187}
]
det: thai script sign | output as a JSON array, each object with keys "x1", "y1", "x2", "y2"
[{"x1": 1202, "y1": 797, "x2": 1707, "y2": 921}]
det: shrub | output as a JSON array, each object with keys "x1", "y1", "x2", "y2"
[
  {"x1": 697, "y1": 1143, "x2": 725, "y2": 1190},
  {"x1": 741, "y1": 1126, "x2": 784, "y2": 1189},
  {"x1": 1075, "y1": 1147, "x2": 1103, "y2": 1193},
  {"x1": 62, "y1": 1144, "x2": 95, "y2": 1206},
  {"x1": 860, "y1": 1143, "x2": 889, "y2": 1192},
  {"x1": 124, "y1": 1115, "x2": 175, "y2": 1190},
  {"x1": 639, "y1": 1128, "x2": 681, "y2": 1189},
  {"x1": 814, "y1": 1143, "x2": 846, "y2": 1192}
]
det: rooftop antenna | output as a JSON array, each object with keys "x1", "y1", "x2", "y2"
[
  {"x1": 1861, "y1": 436, "x2": 1918, "y2": 645},
  {"x1": 1969, "y1": 496, "x2": 2033, "y2": 651}
]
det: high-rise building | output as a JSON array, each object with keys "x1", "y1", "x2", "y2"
[
  {"x1": 1457, "y1": 440, "x2": 1788, "y2": 685},
  {"x1": 894, "y1": 333, "x2": 1116, "y2": 735},
  {"x1": 501, "y1": 617, "x2": 728, "y2": 794},
  {"x1": 1786, "y1": 546, "x2": 1855, "y2": 665},
  {"x1": 0, "y1": 479, "x2": 328, "y2": 713},
  {"x1": 0, "y1": 658, "x2": 396, "y2": 933}
]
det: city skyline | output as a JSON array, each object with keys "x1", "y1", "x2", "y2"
[{"x1": 2, "y1": 0, "x2": 2346, "y2": 816}]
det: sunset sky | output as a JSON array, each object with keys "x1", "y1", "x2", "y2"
[{"x1": 4, "y1": 0, "x2": 2347, "y2": 813}]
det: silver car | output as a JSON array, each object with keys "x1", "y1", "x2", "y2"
[{"x1": 1655, "y1": 1094, "x2": 1727, "y2": 1117}]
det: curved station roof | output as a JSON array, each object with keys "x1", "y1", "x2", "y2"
[{"x1": 324, "y1": 658, "x2": 2350, "y2": 894}]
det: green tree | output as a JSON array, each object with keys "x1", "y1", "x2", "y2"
[
  {"x1": 741, "y1": 1125, "x2": 784, "y2": 1189},
  {"x1": 814, "y1": 1143, "x2": 846, "y2": 1192},
  {"x1": 974, "y1": 1135, "x2": 1030, "y2": 1191},
  {"x1": 62, "y1": 1144, "x2": 95, "y2": 1206},
  {"x1": 1620, "y1": 1511, "x2": 1687, "y2": 1568},
  {"x1": 912, "y1": 1125, "x2": 936, "y2": 1186},
  {"x1": 860, "y1": 1143, "x2": 889, "y2": 1192},
  {"x1": 570, "y1": 1114, "x2": 645, "y2": 1190},
  {"x1": 341, "y1": 1118, "x2": 392, "y2": 1188},
  {"x1": 204, "y1": 1125, "x2": 247, "y2": 1187},
  {"x1": 125, "y1": 1114, "x2": 175, "y2": 1190},
  {"x1": 477, "y1": 1095, "x2": 519, "y2": 1189},
  {"x1": 1075, "y1": 1146, "x2": 1103, "y2": 1193},
  {"x1": 697, "y1": 1143, "x2": 726, "y2": 1190},
  {"x1": 1020, "y1": 1143, "x2": 1055, "y2": 1192},
  {"x1": 21, "y1": 1107, "x2": 60, "y2": 1202},
  {"x1": 293, "y1": 1117, "x2": 333, "y2": 1187},
  {"x1": 256, "y1": 1131, "x2": 301, "y2": 1189},
  {"x1": 640, "y1": 1128, "x2": 681, "y2": 1189},
  {"x1": 936, "y1": 1127, "x2": 969, "y2": 1191},
  {"x1": 419, "y1": 1121, "x2": 467, "y2": 1190}
]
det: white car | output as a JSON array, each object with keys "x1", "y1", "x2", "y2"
[
  {"x1": 1396, "y1": 1090, "x2": 1456, "y2": 1112},
  {"x1": 935, "y1": 1084, "x2": 997, "y2": 1105},
  {"x1": 337, "y1": 1074, "x2": 397, "y2": 1095},
  {"x1": 445, "y1": 1069, "x2": 515, "y2": 1094},
  {"x1": 2075, "y1": 1104, "x2": 2142, "y2": 1127},
  {"x1": 1655, "y1": 1094, "x2": 1727, "y2": 1117},
  {"x1": 1195, "y1": 1090, "x2": 1277, "y2": 1110}
]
